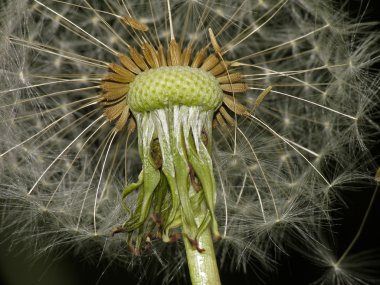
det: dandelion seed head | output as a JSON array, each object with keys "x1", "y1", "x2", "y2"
[
  {"x1": 0, "y1": 0, "x2": 379, "y2": 283},
  {"x1": 128, "y1": 66, "x2": 223, "y2": 112}
]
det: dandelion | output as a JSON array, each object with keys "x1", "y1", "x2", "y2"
[{"x1": 0, "y1": 0, "x2": 379, "y2": 284}]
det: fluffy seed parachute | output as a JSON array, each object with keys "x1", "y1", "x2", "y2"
[{"x1": 0, "y1": 0, "x2": 379, "y2": 284}]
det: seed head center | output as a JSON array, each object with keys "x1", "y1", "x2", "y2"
[{"x1": 128, "y1": 66, "x2": 224, "y2": 113}]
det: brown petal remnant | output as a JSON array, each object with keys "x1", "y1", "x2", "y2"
[
  {"x1": 100, "y1": 38, "x2": 256, "y2": 133},
  {"x1": 118, "y1": 53, "x2": 141, "y2": 74},
  {"x1": 120, "y1": 15, "x2": 149, "y2": 32},
  {"x1": 253, "y1": 86, "x2": 272, "y2": 111},
  {"x1": 221, "y1": 83, "x2": 249, "y2": 93},
  {"x1": 208, "y1": 28, "x2": 222, "y2": 55},
  {"x1": 223, "y1": 95, "x2": 250, "y2": 116}
]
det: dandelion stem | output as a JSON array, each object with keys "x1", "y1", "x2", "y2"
[{"x1": 184, "y1": 217, "x2": 221, "y2": 285}]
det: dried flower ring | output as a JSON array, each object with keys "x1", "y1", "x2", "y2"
[{"x1": 100, "y1": 39, "x2": 250, "y2": 133}]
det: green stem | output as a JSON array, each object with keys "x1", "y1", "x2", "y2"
[{"x1": 184, "y1": 219, "x2": 221, "y2": 285}]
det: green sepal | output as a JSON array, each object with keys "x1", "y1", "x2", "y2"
[
  {"x1": 195, "y1": 211, "x2": 211, "y2": 241},
  {"x1": 121, "y1": 171, "x2": 144, "y2": 213},
  {"x1": 187, "y1": 135, "x2": 220, "y2": 239},
  {"x1": 153, "y1": 173, "x2": 169, "y2": 222},
  {"x1": 161, "y1": 168, "x2": 180, "y2": 237},
  {"x1": 173, "y1": 150, "x2": 199, "y2": 241},
  {"x1": 123, "y1": 153, "x2": 160, "y2": 231}
]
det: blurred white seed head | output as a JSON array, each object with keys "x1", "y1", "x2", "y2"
[{"x1": 0, "y1": 0, "x2": 379, "y2": 283}]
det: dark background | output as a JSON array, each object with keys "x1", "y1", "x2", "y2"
[{"x1": 1, "y1": 0, "x2": 379, "y2": 284}]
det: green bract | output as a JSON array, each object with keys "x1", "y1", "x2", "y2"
[{"x1": 119, "y1": 106, "x2": 220, "y2": 254}]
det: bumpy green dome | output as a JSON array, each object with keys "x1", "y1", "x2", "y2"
[{"x1": 128, "y1": 66, "x2": 223, "y2": 112}]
